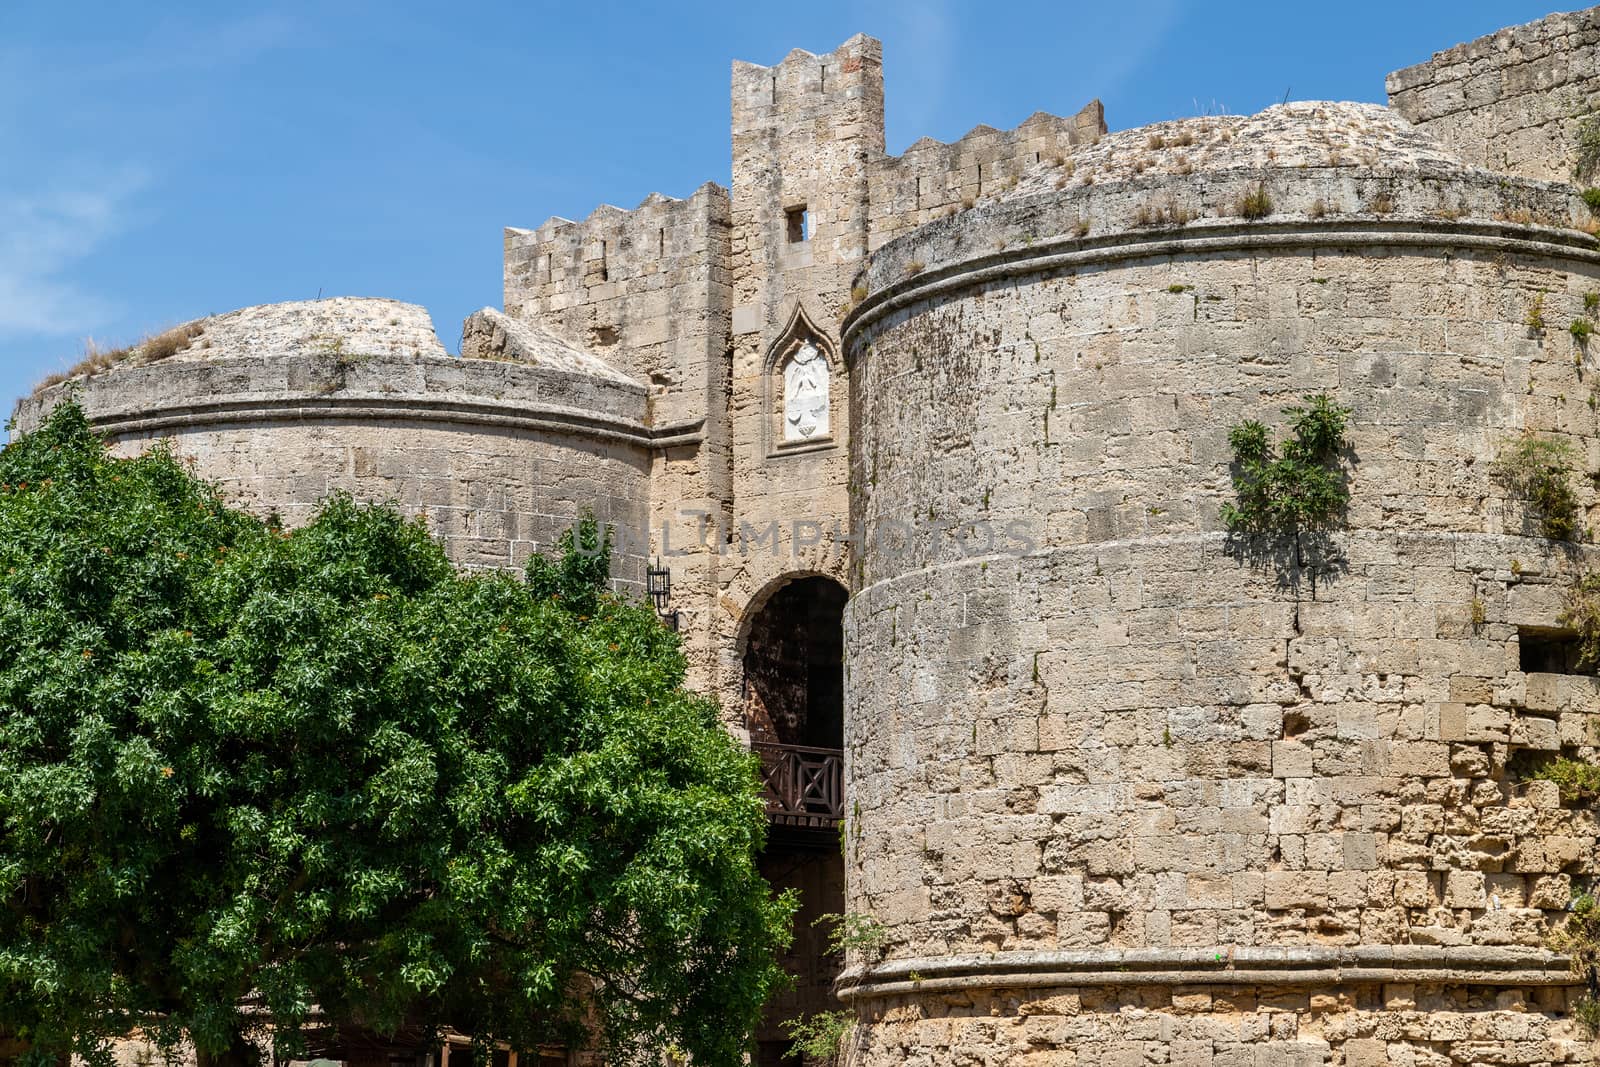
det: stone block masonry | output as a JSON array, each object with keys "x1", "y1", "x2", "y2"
[
  {"x1": 13, "y1": 299, "x2": 656, "y2": 590},
  {"x1": 840, "y1": 98, "x2": 1600, "y2": 1064},
  {"x1": 1389, "y1": 5, "x2": 1600, "y2": 183},
  {"x1": 19, "y1": 9, "x2": 1600, "y2": 1062},
  {"x1": 865, "y1": 102, "x2": 1106, "y2": 252}
]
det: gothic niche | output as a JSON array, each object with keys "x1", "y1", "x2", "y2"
[{"x1": 781, "y1": 339, "x2": 830, "y2": 443}]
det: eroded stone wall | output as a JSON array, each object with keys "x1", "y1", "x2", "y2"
[
  {"x1": 503, "y1": 181, "x2": 735, "y2": 689},
  {"x1": 840, "y1": 164, "x2": 1600, "y2": 1062},
  {"x1": 14, "y1": 347, "x2": 653, "y2": 588},
  {"x1": 865, "y1": 103, "x2": 1105, "y2": 252},
  {"x1": 1388, "y1": 6, "x2": 1600, "y2": 184}
]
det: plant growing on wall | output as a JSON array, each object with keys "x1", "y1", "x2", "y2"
[
  {"x1": 1522, "y1": 574, "x2": 1600, "y2": 1032},
  {"x1": 816, "y1": 911, "x2": 889, "y2": 962},
  {"x1": 1492, "y1": 432, "x2": 1581, "y2": 541},
  {"x1": 1233, "y1": 182, "x2": 1273, "y2": 220},
  {"x1": 1577, "y1": 109, "x2": 1600, "y2": 182},
  {"x1": 1549, "y1": 890, "x2": 1600, "y2": 1034},
  {"x1": 783, "y1": 1011, "x2": 854, "y2": 1064},
  {"x1": 1561, "y1": 573, "x2": 1600, "y2": 672},
  {"x1": 1221, "y1": 393, "x2": 1353, "y2": 589},
  {"x1": 1529, "y1": 756, "x2": 1600, "y2": 800},
  {"x1": 1221, "y1": 393, "x2": 1352, "y2": 535}
]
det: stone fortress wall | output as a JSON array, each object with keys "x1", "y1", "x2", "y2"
[
  {"x1": 503, "y1": 184, "x2": 735, "y2": 681},
  {"x1": 865, "y1": 102, "x2": 1107, "y2": 251},
  {"x1": 497, "y1": 35, "x2": 1106, "y2": 711},
  {"x1": 836, "y1": 28, "x2": 1600, "y2": 1067},
  {"x1": 12, "y1": 298, "x2": 655, "y2": 586},
  {"x1": 714, "y1": 37, "x2": 1105, "y2": 720},
  {"x1": 15, "y1": 7, "x2": 1600, "y2": 1064},
  {"x1": 1388, "y1": 5, "x2": 1600, "y2": 183}
]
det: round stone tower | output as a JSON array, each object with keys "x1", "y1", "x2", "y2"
[
  {"x1": 839, "y1": 104, "x2": 1600, "y2": 1064},
  {"x1": 12, "y1": 297, "x2": 653, "y2": 586}
]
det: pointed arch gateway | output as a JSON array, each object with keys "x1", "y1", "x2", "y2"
[
  {"x1": 740, "y1": 572, "x2": 848, "y2": 758},
  {"x1": 761, "y1": 302, "x2": 841, "y2": 458},
  {"x1": 742, "y1": 570, "x2": 848, "y2": 1067}
]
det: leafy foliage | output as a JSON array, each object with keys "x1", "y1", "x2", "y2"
[
  {"x1": 814, "y1": 912, "x2": 888, "y2": 963},
  {"x1": 1550, "y1": 889, "x2": 1600, "y2": 1035},
  {"x1": 1576, "y1": 995, "x2": 1600, "y2": 1037},
  {"x1": 1564, "y1": 574, "x2": 1600, "y2": 673},
  {"x1": 525, "y1": 514, "x2": 612, "y2": 616},
  {"x1": 782, "y1": 1011, "x2": 853, "y2": 1064},
  {"x1": 1578, "y1": 110, "x2": 1600, "y2": 182},
  {"x1": 1493, "y1": 433, "x2": 1580, "y2": 541},
  {"x1": 1220, "y1": 393, "x2": 1351, "y2": 536},
  {"x1": 0, "y1": 403, "x2": 794, "y2": 1067},
  {"x1": 1529, "y1": 756, "x2": 1600, "y2": 802}
]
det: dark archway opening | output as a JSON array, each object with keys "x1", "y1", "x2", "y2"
[
  {"x1": 742, "y1": 576, "x2": 847, "y2": 1067},
  {"x1": 743, "y1": 576, "x2": 846, "y2": 751}
]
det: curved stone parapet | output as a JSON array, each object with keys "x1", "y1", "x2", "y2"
[
  {"x1": 840, "y1": 107, "x2": 1600, "y2": 1065},
  {"x1": 12, "y1": 298, "x2": 659, "y2": 585}
]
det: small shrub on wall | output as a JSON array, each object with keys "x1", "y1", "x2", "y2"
[{"x1": 1493, "y1": 432, "x2": 1581, "y2": 541}]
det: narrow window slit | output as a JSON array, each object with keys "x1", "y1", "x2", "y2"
[{"x1": 786, "y1": 206, "x2": 810, "y2": 244}]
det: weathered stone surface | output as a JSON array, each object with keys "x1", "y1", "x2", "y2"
[
  {"x1": 16, "y1": 8, "x2": 1600, "y2": 1063},
  {"x1": 459, "y1": 305, "x2": 639, "y2": 385},
  {"x1": 842, "y1": 26, "x2": 1600, "y2": 1055},
  {"x1": 183, "y1": 297, "x2": 448, "y2": 362},
  {"x1": 1388, "y1": 6, "x2": 1600, "y2": 183},
  {"x1": 14, "y1": 301, "x2": 653, "y2": 588}
]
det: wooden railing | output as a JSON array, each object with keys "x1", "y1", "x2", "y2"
[{"x1": 752, "y1": 742, "x2": 844, "y2": 828}]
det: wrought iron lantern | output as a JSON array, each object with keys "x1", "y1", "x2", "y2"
[{"x1": 646, "y1": 558, "x2": 678, "y2": 630}]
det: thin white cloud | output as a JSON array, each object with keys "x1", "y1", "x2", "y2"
[
  {"x1": 50, "y1": 10, "x2": 304, "y2": 85},
  {"x1": 0, "y1": 10, "x2": 300, "y2": 345},
  {"x1": 0, "y1": 170, "x2": 147, "y2": 340}
]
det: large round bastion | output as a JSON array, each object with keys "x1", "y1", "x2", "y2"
[
  {"x1": 838, "y1": 103, "x2": 1600, "y2": 1064},
  {"x1": 11, "y1": 298, "x2": 653, "y2": 586}
]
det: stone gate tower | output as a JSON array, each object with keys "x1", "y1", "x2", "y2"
[{"x1": 15, "y1": 7, "x2": 1600, "y2": 1064}]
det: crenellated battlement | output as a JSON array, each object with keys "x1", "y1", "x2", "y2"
[
  {"x1": 21, "y1": 11, "x2": 1600, "y2": 1064},
  {"x1": 866, "y1": 101, "x2": 1106, "y2": 250},
  {"x1": 504, "y1": 181, "x2": 729, "y2": 335},
  {"x1": 503, "y1": 182, "x2": 731, "y2": 432},
  {"x1": 1387, "y1": 5, "x2": 1600, "y2": 183},
  {"x1": 730, "y1": 33, "x2": 883, "y2": 138}
]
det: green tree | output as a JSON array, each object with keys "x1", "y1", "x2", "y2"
[{"x1": 0, "y1": 402, "x2": 793, "y2": 1067}]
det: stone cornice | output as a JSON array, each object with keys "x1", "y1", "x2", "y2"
[
  {"x1": 11, "y1": 350, "x2": 709, "y2": 452},
  {"x1": 837, "y1": 944, "x2": 1580, "y2": 1001},
  {"x1": 70, "y1": 393, "x2": 700, "y2": 452},
  {"x1": 842, "y1": 218, "x2": 1600, "y2": 356}
]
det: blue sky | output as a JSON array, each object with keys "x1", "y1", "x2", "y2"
[{"x1": 0, "y1": 0, "x2": 1565, "y2": 411}]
